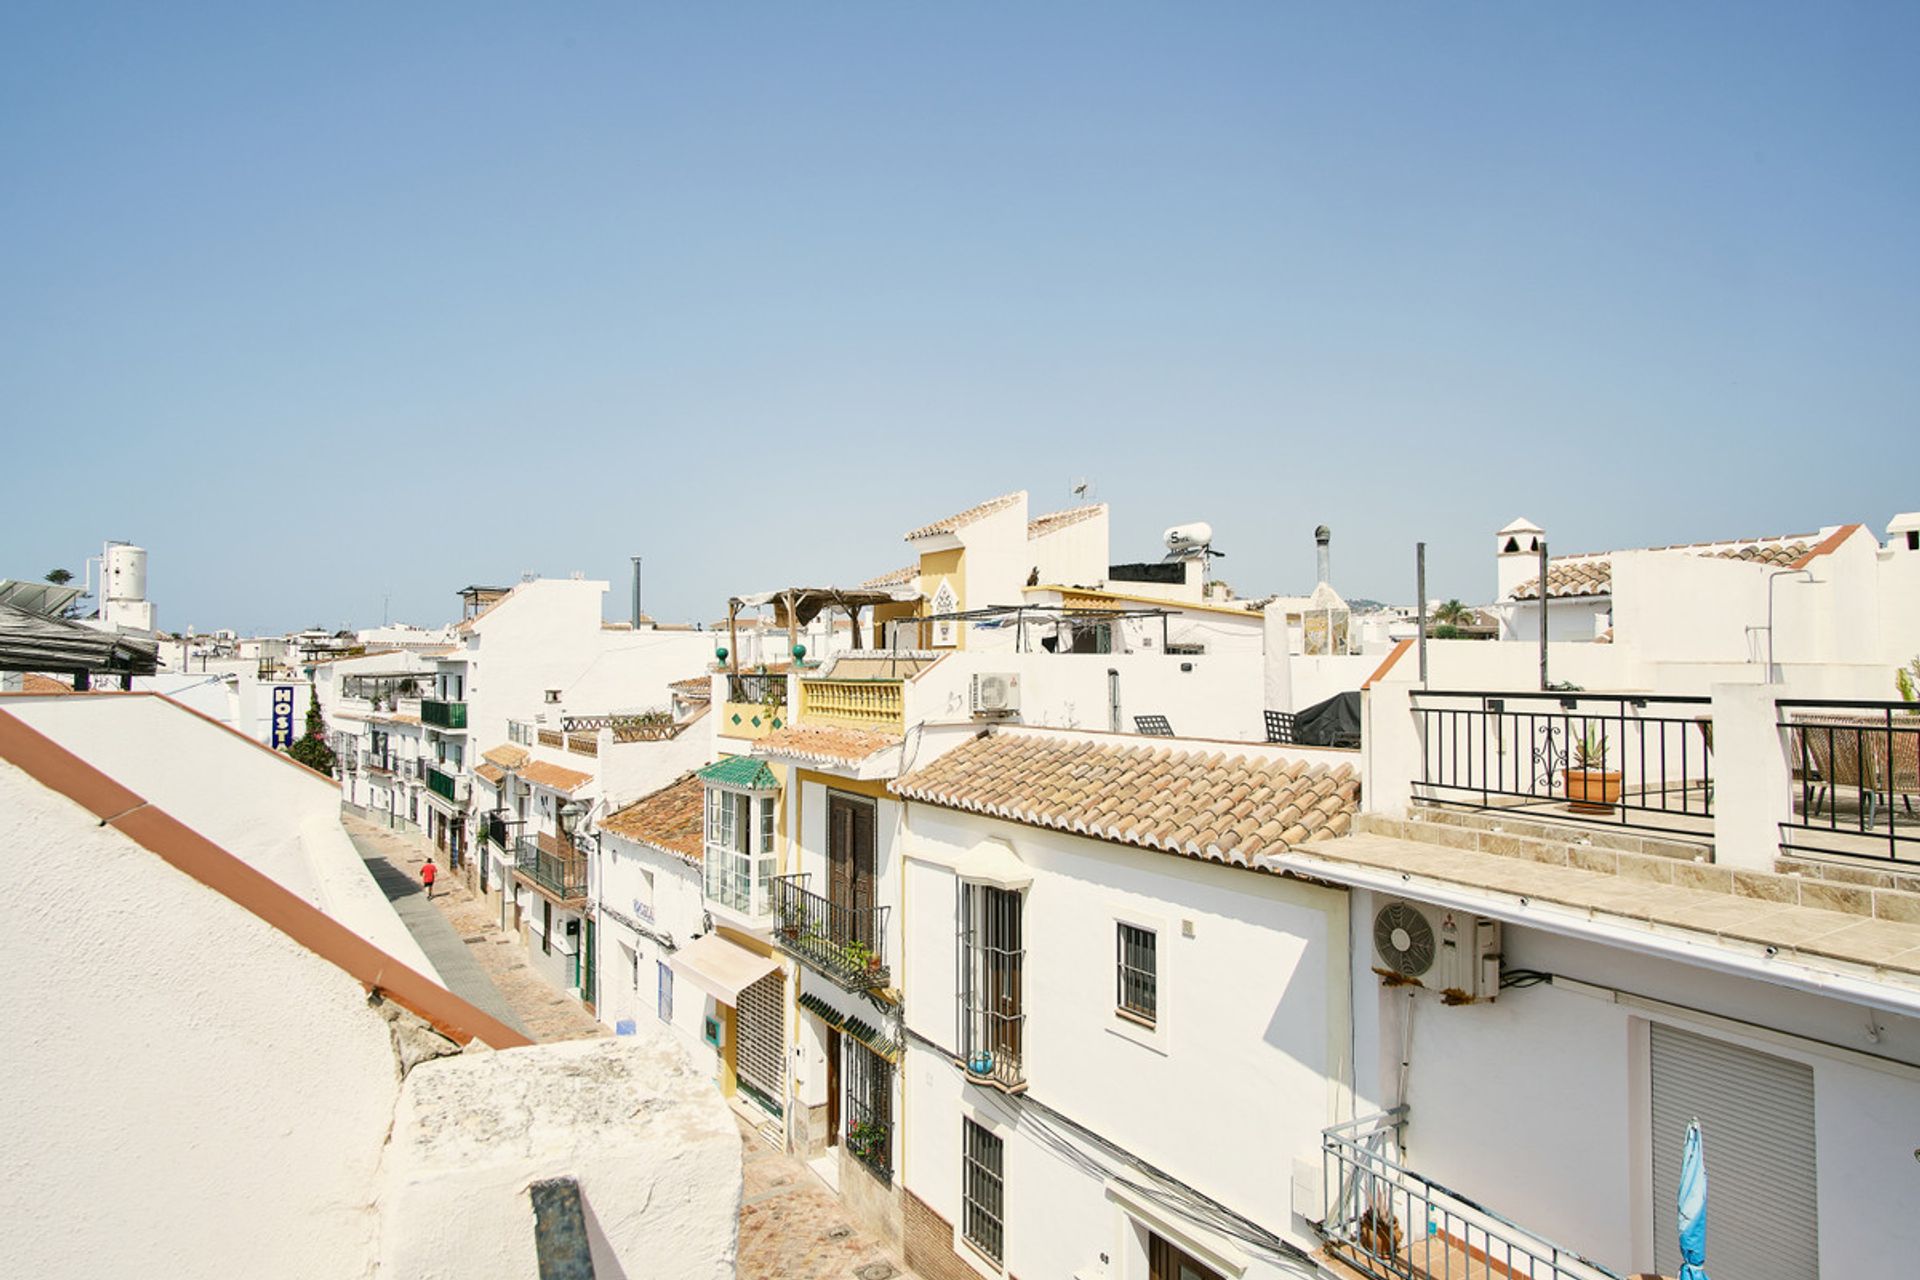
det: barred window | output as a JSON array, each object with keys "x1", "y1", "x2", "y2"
[
  {"x1": 1116, "y1": 922, "x2": 1157, "y2": 1026},
  {"x1": 844, "y1": 1040, "x2": 892, "y2": 1182},
  {"x1": 962, "y1": 1118, "x2": 1004, "y2": 1264}
]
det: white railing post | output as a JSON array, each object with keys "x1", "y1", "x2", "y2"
[{"x1": 1707, "y1": 682, "x2": 1790, "y2": 872}]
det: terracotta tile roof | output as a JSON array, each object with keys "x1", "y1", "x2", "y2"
[
  {"x1": 475, "y1": 762, "x2": 506, "y2": 786},
  {"x1": 1510, "y1": 534, "x2": 1820, "y2": 601},
  {"x1": 903, "y1": 491, "x2": 1023, "y2": 541},
  {"x1": 456, "y1": 589, "x2": 514, "y2": 634},
  {"x1": 753, "y1": 723, "x2": 903, "y2": 767},
  {"x1": 861, "y1": 565, "x2": 918, "y2": 589},
  {"x1": 482, "y1": 744, "x2": 530, "y2": 769},
  {"x1": 518, "y1": 759, "x2": 593, "y2": 794},
  {"x1": 600, "y1": 773, "x2": 704, "y2": 864},
  {"x1": 1026, "y1": 503, "x2": 1105, "y2": 539},
  {"x1": 20, "y1": 674, "x2": 74, "y2": 695},
  {"x1": 893, "y1": 733, "x2": 1360, "y2": 869},
  {"x1": 1510, "y1": 557, "x2": 1612, "y2": 601}
]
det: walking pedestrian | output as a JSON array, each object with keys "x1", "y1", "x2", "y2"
[{"x1": 421, "y1": 858, "x2": 438, "y2": 899}]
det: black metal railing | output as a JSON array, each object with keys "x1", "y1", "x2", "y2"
[
  {"x1": 1323, "y1": 1111, "x2": 1620, "y2": 1280},
  {"x1": 1779, "y1": 700, "x2": 1920, "y2": 863},
  {"x1": 515, "y1": 835, "x2": 588, "y2": 901},
  {"x1": 485, "y1": 813, "x2": 510, "y2": 849},
  {"x1": 1411, "y1": 690, "x2": 1714, "y2": 836},
  {"x1": 844, "y1": 1038, "x2": 893, "y2": 1182},
  {"x1": 770, "y1": 874, "x2": 890, "y2": 991}
]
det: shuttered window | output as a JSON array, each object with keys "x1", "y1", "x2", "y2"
[
  {"x1": 1650, "y1": 1023, "x2": 1817, "y2": 1279},
  {"x1": 735, "y1": 969, "x2": 786, "y2": 1116}
]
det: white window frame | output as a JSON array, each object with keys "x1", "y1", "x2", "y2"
[{"x1": 703, "y1": 783, "x2": 777, "y2": 918}]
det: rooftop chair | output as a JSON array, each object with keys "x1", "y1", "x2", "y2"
[{"x1": 1265, "y1": 710, "x2": 1298, "y2": 745}]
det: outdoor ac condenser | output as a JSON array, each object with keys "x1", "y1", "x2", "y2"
[
  {"x1": 1372, "y1": 899, "x2": 1501, "y2": 1004},
  {"x1": 969, "y1": 673, "x2": 1021, "y2": 717}
]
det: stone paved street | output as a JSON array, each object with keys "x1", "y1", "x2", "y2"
[
  {"x1": 343, "y1": 812, "x2": 605, "y2": 1043},
  {"x1": 736, "y1": 1115, "x2": 916, "y2": 1280}
]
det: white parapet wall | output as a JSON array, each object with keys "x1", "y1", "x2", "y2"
[{"x1": 374, "y1": 1035, "x2": 741, "y2": 1278}]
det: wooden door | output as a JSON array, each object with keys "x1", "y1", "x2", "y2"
[
  {"x1": 828, "y1": 794, "x2": 878, "y2": 945},
  {"x1": 1149, "y1": 1235, "x2": 1224, "y2": 1280},
  {"x1": 825, "y1": 1028, "x2": 842, "y2": 1146}
]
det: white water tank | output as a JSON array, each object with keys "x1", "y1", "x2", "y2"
[{"x1": 106, "y1": 543, "x2": 148, "y2": 604}]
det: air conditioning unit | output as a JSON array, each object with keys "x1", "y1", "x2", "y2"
[
  {"x1": 1372, "y1": 899, "x2": 1501, "y2": 1004},
  {"x1": 969, "y1": 673, "x2": 1021, "y2": 717}
]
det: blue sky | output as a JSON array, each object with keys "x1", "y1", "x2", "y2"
[{"x1": 4, "y1": 3, "x2": 1915, "y2": 633}]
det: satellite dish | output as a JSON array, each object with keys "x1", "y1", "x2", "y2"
[{"x1": 1071, "y1": 477, "x2": 1092, "y2": 501}]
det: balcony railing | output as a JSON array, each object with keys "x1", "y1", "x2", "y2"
[
  {"x1": 799, "y1": 678, "x2": 904, "y2": 730},
  {"x1": 425, "y1": 763, "x2": 466, "y2": 802},
  {"x1": 1779, "y1": 700, "x2": 1920, "y2": 863},
  {"x1": 1410, "y1": 690, "x2": 1713, "y2": 838},
  {"x1": 365, "y1": 754, "x2": 394, "y2": 775},
  {"x1": 421, "y1": 699, "x2": 467, "y2": 730},
  {"x1": 566, "y1": 732, "x2": 598, "y2": 757},
  {"x1": 485, "y1": 814, "x2": 510, "y2": 849},
  {"x1": 516, "y1": 834, "x2": 588, "y2": 902},
  {"x1": 770, "y1": 874, "x2": 890, "y2": 991},
  {"x1": 1322, "y1": 1111, "x2": 1619, "y2": 1280},
  {"x1": 537, "y1": 728, "x2": 565, "y2": 749}
]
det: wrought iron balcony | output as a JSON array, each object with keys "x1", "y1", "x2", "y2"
[
  {"x1": 1320, "y1": 1111, "x2": 1619, "y2": 1280},
  {"x1": 770, "y1": 873, "x2": 890, "y2": 991},
  {"x1": 515, "y1": 834, "x2": 588, "y2": 903},
  {"x1": 421, "y1": 699, "x2": 468, "y2": 730}
]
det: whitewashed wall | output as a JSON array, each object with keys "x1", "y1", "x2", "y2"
[
  {"x1": 900, "y1": 804, "x2": 1351, "y2": 1278},
  {"x1": 1355, "y1": 908, "x2": 1920, "y2": 1277},
  {"x1": 1, "y1": 762, "x2": 403, "y2": 1279}
]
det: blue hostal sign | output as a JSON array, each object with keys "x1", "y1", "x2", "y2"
[{"x1": 271, "y1": 685, "x2": 296, "y2": 749}]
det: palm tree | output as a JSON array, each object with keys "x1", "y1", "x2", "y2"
[
  {"x1": 1433, "y1": 598, "x2": 1474, "y2": 627},
  {"x1": 44, "y1": 568, "x2": 73, "y2": 585}
]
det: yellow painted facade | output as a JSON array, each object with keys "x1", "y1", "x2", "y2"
[
  {"x1": 916, "y1": 547, "x2": 966, "y2": 650},
  {"x1": 717, "y1": 700, "x2": 785, "y2": 740},
  {"x1": 797, "y1": 677, "x2": 904, "y2": 730}
]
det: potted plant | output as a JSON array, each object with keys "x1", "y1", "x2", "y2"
[
  {"x1": 841, "y1": 940, "x2": 873, "y2": 972},
  {"x1": 847, "y1": 1119, "x2": 888, "y2": 1163},
  {"x1": 1564, "y1": 726, "x2": 1622, "y2": 813}
]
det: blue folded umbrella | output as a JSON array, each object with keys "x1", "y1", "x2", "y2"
[{"x1": 1677, "y1": 1120, "x2": 1710, "y2": 1280}]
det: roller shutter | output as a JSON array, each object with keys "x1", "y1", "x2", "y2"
[
  {"x1": 1651, "y1": 1023, "x2": 1817, "y2": 1279},
  {"x1": 736, "y1": 969, "x2": 786, "y2": 1115}
]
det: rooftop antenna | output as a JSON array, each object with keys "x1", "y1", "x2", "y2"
[{"x1": 1071, "y1": 477, "x2": 1093, "y2": 503}]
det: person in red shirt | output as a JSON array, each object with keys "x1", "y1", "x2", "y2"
[{"x1": 421, "y1": 859, "x2": 438, "y2": 899}]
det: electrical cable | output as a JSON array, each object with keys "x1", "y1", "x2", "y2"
[{"x1": 902, "y1": 1027, "x2": 1318, "y2": 1274}]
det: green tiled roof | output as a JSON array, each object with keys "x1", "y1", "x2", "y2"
[{"x1": 698, "y1": 756, "x2": 779, "y2": 790}]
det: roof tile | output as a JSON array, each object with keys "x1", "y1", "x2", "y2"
[
  {"x1": 600, "y1": 773, "x2": 704, "y2": 864},
  {"x1": 893, "y1": 732, "x2": 1360, "y2": 872}
]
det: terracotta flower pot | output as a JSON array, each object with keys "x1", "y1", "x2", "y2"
[{"x1": 1564, "y1": 768, "x2": 1622, "y2": 813}]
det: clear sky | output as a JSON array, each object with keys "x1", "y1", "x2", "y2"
[{"x1": 4, "y1": 3, "x2": 1915, "y2": 634}]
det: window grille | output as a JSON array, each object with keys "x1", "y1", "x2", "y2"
[
  {"x1": 962, "y1": 1119, "x2": 1005, "y2": 1263},
  {"x1": 844, "y1": 1039, "x2": 892, "y2": 1181},
  {"x1": 1116, "y1": 922, "x2": 1157, "y2": 1025},
  {"x1": 958, "y1": 884, "x2": 1025, "y2": 1089}
]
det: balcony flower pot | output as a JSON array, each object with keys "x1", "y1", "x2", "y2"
[
  {"x1": 1563, "y1": 768, "x2": 1622, "y2": 813},
  {"x1": 966, "y1": 1051, "x2": 995, "y2": 1077},
  {"x1": 1563, "y1": 728, "x2": 1620, "y2": 813}
]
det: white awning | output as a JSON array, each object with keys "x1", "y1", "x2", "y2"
[
  {"x1": 668, "y1": 933, "x2": 781, "y2": 1006},
  {"x1": 906, "y1": 835, "x2": 1032, "y2": 890}
]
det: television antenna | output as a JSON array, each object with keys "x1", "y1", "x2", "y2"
[{"x1": 1071, "y1": 477, "x2": 1094, "y2": 502}]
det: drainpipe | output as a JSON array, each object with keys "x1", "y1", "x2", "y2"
[
  {"x1": 1537, "y1": 539, "x2": 1550, "y2": 691},
  {"x1": 1107, "y1": 668, "x2": 1121, "y2": 733},
  {"x1": 1415, "y1": 542, "x2": 1428, "y2": 688},
  {"x1": 630, "y1": 556, "x2": 643, "y2": 629}
]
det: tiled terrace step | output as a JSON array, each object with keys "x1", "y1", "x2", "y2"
[{"x1": 1352, "y1": 808, "x2": 1920, "y2": 927}]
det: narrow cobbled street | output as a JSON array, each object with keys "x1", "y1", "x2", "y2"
[{"x1": 344, "y1": 811, "x2": 915, "y2": 1279}]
